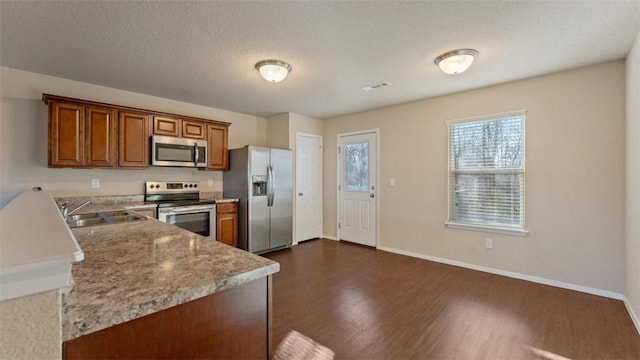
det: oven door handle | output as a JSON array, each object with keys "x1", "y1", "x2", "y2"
[{"x1": 158, "y1": 205, "x2": 216, "y2": 215}]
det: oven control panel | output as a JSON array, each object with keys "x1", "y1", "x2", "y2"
[{"x1": 145, "y1": 181, "x2": 199, "y2": 195}]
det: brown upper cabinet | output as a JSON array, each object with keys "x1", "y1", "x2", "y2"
[
  {"x1": 119, "y1": 111, "x2": 150, "y2": 168},
  {"x1": 49, "y1": 102, "x2": 118, "y2": 168},
  {"x1": 182, "y1": 120, "x2": 206, "y2": 140},
  {"x1": 86, "y1": 106, "x2": 118, "y2": 167},
  {"x1": 207, "y1": 123, "x2": 228, "y2": 170},
  {"x1": 153, "y1": 116, "x2": 207, "y2": 140},
  {"x1": 49, "y1": 102, "x2": 85, "y2": 167},
  {"x1": 153, "y1": 116, "x2": 181, "y2": 137},
  {"x1": 43, "y1": 94, "x2": 230, "y2": 170}
]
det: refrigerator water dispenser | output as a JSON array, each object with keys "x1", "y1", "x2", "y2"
[{"x1": 252, "y1": 176, "x2": 268, "y2": 196}]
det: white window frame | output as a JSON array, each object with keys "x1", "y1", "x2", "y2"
[{"x1": 445, "y1": 110, "x2": 528, "y2": 237}]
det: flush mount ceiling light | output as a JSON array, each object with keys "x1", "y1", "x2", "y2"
[
  {"x1": 255, "y1": 59, "x2": 292, "y2": 83},
  {"x1": 434, "y1": 49, "x2": 479, "y2": 75}
]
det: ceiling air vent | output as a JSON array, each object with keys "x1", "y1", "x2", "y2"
[{"x1": 362, "y1": 82, "x2": 391, "y2": 92}]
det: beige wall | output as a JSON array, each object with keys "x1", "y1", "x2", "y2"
[
  {"x1": 288, "y1": 112, "x2": 324, "y2": 149},
  {"x1": 266, "y1": 113, "x2": 290, "y2": 149},
  {"x1": 625, "y1": 32, "x2": 640, "y2": 331},
  {"x1": 0, "y1": 67, "x2": 267, "y2": 205},
  {"x1": 266, "y1": 112, "x2": 323, "y2": 150},
  {"x1": 324, "y1": 61, "x2": 626, "y2": 293},
  {"x1": 0, "y1": 290, "x2": 60, "y2": 359}
]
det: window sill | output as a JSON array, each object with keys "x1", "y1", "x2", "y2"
[{"x1": 444, "y1": 221, "x2": 529, "y2": 237}]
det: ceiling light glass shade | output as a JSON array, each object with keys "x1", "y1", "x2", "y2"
[
  {"x1": 255, "y1": 60, "x2": 292, "y2": 82},
  {"x1": 434, "y1": 49, "x2": 479, "y2": 75}
]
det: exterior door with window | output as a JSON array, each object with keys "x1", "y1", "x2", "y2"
[{"x1": 338, "y1": 131, "x2": 377, "y2": 247}]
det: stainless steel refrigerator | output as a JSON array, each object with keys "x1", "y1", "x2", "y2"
[{"x1": 223, "y1": 146, "x2": 293, "y2": 254}]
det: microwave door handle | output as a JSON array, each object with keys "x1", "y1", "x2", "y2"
[{"x1": 194, "y1": 143, "x2": 199, "y2": 166}]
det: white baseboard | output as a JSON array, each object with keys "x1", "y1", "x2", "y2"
[
  {"x1": 321, "y1": 235, "x2": 338, "y2": 241},
  {"x1": 377, "y1": 246, "x2": 623, "y2": 300},
  {"x1": 623, "y1": 296, "x2": 640, "y2": 335}
]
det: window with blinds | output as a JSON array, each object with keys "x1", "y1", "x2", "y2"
[{"x1": 446, "y1": 111, "x2": 526, "y2": 235}]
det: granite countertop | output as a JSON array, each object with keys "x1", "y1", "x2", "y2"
[
  {"x1": 61, "y1": 202, "x2": 277, "y2": 341},
  {"x1": 55, "y1": 193, "x2": 238, "y2": 215},
  {"x1": 0, "y1": 190, "x2": 83, "y2": 301}
]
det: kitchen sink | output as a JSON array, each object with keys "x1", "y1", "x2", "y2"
[
  {"x1": 69, "y1": 210, "x2": 131, "y2": 221},
  {"x1": 67, "y1": 210, "x2": 147, "y2": 228}
]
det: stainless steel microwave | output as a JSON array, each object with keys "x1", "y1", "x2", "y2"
[{"x1": 151, "y1": 135, "x2": 207, "y2": 168}]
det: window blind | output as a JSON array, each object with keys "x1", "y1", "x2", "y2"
[{"x1": 448, "y1": 113, "x2": 525, "y2": 229}]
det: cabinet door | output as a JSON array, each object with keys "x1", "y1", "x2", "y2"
[
  {"x1": 119, "y1": 112, "x2": 150, "y2": 168},
  {"x1": 85, "y1": 106, "x2": 117, "y2": 167},
  {"x1": 182, "y1": 120, "x2": 206, "y2": 139},
  {"x1": 207, "y1": 124, "x2": 229, "y2": 170},
  {"x1": 153, "y1": 116, "x2": 181, "y2": 137},
  {"x1": 217, "y1": 211, "x2": 238, "y2": 247},
  {"x1": 50, "y1": 102, "x2": 85, "y2": 167}
]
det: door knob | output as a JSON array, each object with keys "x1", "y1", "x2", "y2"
[
  {"x1": 370, "y1": 193, "x2": 375, "y2": 198},
  {"x1": 298, "y1": 193, "x2": 303, "y2": 196}
]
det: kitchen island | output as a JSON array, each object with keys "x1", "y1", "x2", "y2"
[{"x1": 62, "y1": 212, "x2": 279, "y2": 359}]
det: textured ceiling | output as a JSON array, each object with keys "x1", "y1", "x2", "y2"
[{"x1": 1, "y1": 1, "x2": 639, "y2": 119}]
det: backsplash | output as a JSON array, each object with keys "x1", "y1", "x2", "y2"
[
  {"x1": 199, "y1": 192, "x2": 225, "y2": 201},
  {"x1": 55, "y1": 192, "x2": 224, "y2": 207}
]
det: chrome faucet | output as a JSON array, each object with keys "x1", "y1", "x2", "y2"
[{"x1": 61, "y1": 200, "x2": 93, "y2": 221}]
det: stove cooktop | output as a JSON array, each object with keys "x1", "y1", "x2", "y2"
[{"x1": 144, "y1": 181, "x2": 208, "y2": 205}]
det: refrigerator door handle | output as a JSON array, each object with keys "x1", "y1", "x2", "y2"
[
  {"x1": 270, "y1": 164, "x2": 276, "y2": 205},
  {"x1": 267, "y1": 164, "x2": 274, "y2": 207}
]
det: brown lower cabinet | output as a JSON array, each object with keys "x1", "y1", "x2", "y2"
[
  {"x1": 63, "y1": 276, "x2": 272, "y2": 360},
  {"x1": 217, "y1": 202, "x2": 238, "y2": 247}
]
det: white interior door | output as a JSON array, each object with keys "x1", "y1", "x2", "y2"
[
  {"x1": 296, "y1": 133, "x2": 322, "y2": 242},
  {"x1": 338, "y1": 131, "x2": 377, "y2": 247}
]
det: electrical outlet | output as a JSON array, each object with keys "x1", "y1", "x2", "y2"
[
  {"x1": 91, "y1": 179, "x2": 100, "y2": 189},
  {"x1": 485, "y1": 238, "x2": 493, "y2": 249},
  {"x1": 208, "y1": 179, "x2": 213, "y2": 187},
  {"x1": 390, "y1": 178, "x2": 396, "y2": 186}
]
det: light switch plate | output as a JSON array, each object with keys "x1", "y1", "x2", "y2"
[
  {"x1": 208, "y1": 179, "x2": 213, "y2": 186},
  {"x1": 390, "y1": 178, "x2": 396, "y2": 186},
  {"x1": 91, "y1": 179, "x2": 100, "y2": 189}
]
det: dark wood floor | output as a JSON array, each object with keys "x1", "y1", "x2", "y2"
[{"x1": 265, "y1": 239, "x2": 640, "y2": 360}]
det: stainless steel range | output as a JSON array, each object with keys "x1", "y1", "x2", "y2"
[{"x1": 145, "y1": 181, "x2": 216, "y2": 239}]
